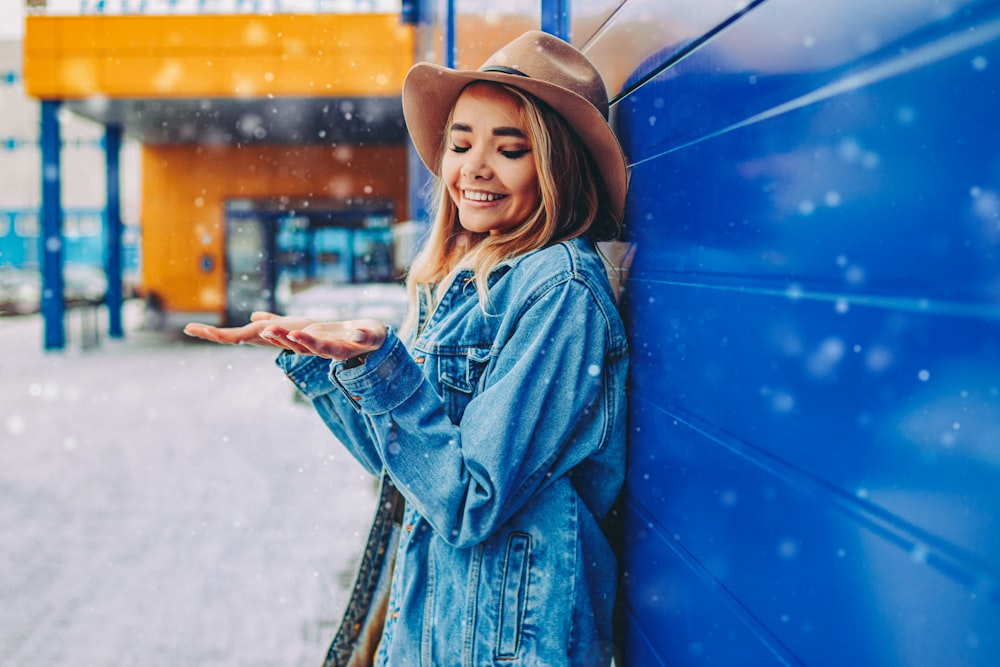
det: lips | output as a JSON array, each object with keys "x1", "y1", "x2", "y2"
[{"x1": 463, "y1": 189, "x2": 506, "y2": 202}]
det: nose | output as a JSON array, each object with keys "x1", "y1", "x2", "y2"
[{"x1": 460, "y1": 148, "x2": 492, "y2": 180}]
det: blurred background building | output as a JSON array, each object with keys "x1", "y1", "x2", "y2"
[{"x1": 1, "y1": 24, "x2": 142, "y2": 314}]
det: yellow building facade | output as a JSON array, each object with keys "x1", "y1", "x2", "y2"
[{"x1": 23, "y1": 12, "x2": 413, "y2": 323}]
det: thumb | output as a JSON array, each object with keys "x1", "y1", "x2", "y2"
[{"x1": 348, "y1": 320, "x2": 388, "y2": 349}]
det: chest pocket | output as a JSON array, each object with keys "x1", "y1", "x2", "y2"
[{"x1": 436, "y1": 347, "x2": 492, "y2": 424}]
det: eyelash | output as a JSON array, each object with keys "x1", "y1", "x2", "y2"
[
  {"x1": 502, "y1": 149, "x2": 531, "y2": 159},
  {"x1": 449, "y1": 146, "x2": 531, "y2": 159}
]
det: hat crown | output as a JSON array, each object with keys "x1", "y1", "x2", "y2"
[{"x1": 480, "y1": 31, "x2": 609, "y2": 120}]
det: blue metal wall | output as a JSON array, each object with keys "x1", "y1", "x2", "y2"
[{"x1": 615, "y1": 0, "x2": 1000, "y2": 665}]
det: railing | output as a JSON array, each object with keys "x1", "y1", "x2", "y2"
[{"x1": 25, "y1": 0, "x2": 400, "y2": 15}]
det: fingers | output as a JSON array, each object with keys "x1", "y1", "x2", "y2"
[
  {"x1": 284, "y1": 329, "x2": 355, "y2": 359},
  {"x1": 184, "y1": 317, "x2": 387, "y2": 360},
  {"x1": 259, "y1": 325, "x2": 312, "y2": 354},
  {"x1": 277, "y1": 320, "x2": 387, "y2": 360},
  {"x1": 183, "y1": 321, "x2": 269, "y2": 346},
  {"x1": 183, "y1": 322, "x2": 223, "y2": 343}
]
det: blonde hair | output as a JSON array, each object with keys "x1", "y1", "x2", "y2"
[{"x1": 400, "y1": 82, "x2": 618, "y2": 338}]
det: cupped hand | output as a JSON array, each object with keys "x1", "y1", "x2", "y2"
[
  {"x1": 184, "y1": 312, "x2": 387, "y2": 361},
  {"x1": 262, "y1": 319, "x2": 387, "y2": 360},
  {"x1": 183, "y1": 312, "x2": 316, "y2": 350}
]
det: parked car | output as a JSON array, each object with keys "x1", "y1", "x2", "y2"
[
  {"x1": 0, "y1": 266, "x2": 42, "y2": 315},
  {"x1": 63, "y1": 263, "x2": 108, "y2": 305},
  {"x1": 0, "y1": 264, "x2": 111, "y2": 316}
]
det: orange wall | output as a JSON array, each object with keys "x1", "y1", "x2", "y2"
[
  {"x1": 141, "y1": 143, "x2": 408, "y2": 317},
  {"x1": 23, "y1": 13, "x2": 413, "y2": 99}
]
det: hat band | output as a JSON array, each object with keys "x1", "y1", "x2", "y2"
[{"x1": 480, "y1": 65, "x2": 529, "y2": 78}]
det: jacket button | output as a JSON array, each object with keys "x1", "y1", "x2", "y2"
[{"x1": 404, "y1": 524, "x2": 415, "y2": 532}]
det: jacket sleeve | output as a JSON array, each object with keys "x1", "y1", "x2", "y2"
[
  {"x1": 331, "y1": 277, "x2": 627, "y2": 548},
  {"x1": 275, "y1": 351, "x2": 383, "y2": 477}
]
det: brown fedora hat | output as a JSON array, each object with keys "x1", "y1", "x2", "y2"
[{"x1": 402, "y1": 30, "x2": 628, "y2": 223}]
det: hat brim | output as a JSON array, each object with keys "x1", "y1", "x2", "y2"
[{"x1": 402, "y1": 62, "x2": 628, "y2": 223}]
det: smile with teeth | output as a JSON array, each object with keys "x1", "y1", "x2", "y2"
[{"x1": 464, "y1": 190, "x2": 506, "y2": 202}]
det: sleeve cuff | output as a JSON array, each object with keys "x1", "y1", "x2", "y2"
[
  {"x1": 330, "y1": 328, "x2": 425, "y2": 415},
  {"x1": 275, "y1": 350, "x2": 339, "y2": 400}
]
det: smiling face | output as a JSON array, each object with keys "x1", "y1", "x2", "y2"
[{"x1": 441, "y1": 83, "x2": 542, "y2": 235}]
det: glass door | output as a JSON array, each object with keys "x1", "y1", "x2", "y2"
[{"x1": 224, "y1": 212, "x2": 276, "y2": 325}]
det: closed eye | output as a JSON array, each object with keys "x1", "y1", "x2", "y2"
[
  {"x1": 449, "y1": 145, "x2": 470, "y2": 153},
  {"x1": 501, "y1": 149, "x2": 531, "y2": 159}
]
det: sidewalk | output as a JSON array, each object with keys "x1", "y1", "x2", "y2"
[{"x1": 0, "y1": 306, "x2": 375, "y2": 666}]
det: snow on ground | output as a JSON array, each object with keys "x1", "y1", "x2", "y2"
[{"x1": 0, "y1": 304, "x2": 376, "y2": 666}]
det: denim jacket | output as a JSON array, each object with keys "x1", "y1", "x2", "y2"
[{"x1": 277, "y1": 237, "x2": 628, "y2": 666}]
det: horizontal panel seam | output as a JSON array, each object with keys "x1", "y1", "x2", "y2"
[
  {"x1": 627, "y1": 13, "x2": 1000, "y2": 169},
  {"x1": 609, "y1": 0, "x2": 770, "y2": 106},
  {"x1": 616, "y1": 605, "x2": 671, "y2": 667},
  {"x1": 626, "y1": 277, "x2": 1000, "y2": 321},
  {"x1": 625, "y1": 498, "x2": 807, "y2": 667},
  {"x1": 631, "y1": 394, "x2": 1000, "y2": 600}
]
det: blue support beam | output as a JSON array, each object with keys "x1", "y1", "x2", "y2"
[
  {"x1": 445, "y1": 0, "x2": 456, "y2": 68},
  {"x1": 40, "y1": 100, "x2": 65, "y2": 351},
  {"x1": 541, "y1": 0, "x2": 569, "y2": 40},
  {"x1": 105, "y1": 124, "x2": 124, "y2": 338}
]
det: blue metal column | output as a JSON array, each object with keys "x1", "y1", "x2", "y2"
[
  {"x1": 347, "y1": 228, "x2": 357, "y2": 284},
  {"x1": 541, "y1": 0, "x2": 569, "y2": 40},
  {"x1": 445, "y1": 0, "x2": 456, "y2": 67},
  {"x1": 40, "y1": 100, "x2": 64, "y2": 351},
  {"x1": 401, "y1": 0, "x2": 440, "y2": 226},
  {"x1": 105, "y1": 124, "x2": 124, "y2": 338}
]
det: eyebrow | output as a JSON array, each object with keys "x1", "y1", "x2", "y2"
[{"x1": 449, "y1": 123, "x2": 527, "y2": 139}]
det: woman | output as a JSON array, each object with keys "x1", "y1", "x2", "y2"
[{"x1": 185, "y1": 30, "x2": 629, "y2": 666}]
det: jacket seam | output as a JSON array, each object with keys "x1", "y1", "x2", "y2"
[
  {"x1": 422, "y1": 535, "x2": 435, "y2": 666},
  {"x1": 462, "y1": 543, "x2": 484, "y2": 665}
]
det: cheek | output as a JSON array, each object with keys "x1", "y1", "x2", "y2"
[
  {"x1": 521, "y1": 173, "x2": 542, "y2": 208},
  {"x1": 440, "y1": 152, "x2": 461, "y2": 180},
  {"x1": 505, "y1": 162, "x2": 537, "y2": 198},
  {"x1": 440, "y1": 157, "x2": 461, "y2": 201}
]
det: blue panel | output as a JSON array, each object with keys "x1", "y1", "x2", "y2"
[
  {"x1": 621, "y1": 489, "x2": 805, "y2": 666},
  {"x1": 618, "y1": 0, "x2": 997, "y2": 162},
  {"x1": 617, "y1": 0, "x2": 1000, "y2": 665},
  {"x1": 628, "y1": 283, "x2": 1000, "y2": 560},
  {"x1": 618, "y1": 608, "x2": 671, "y2": 667},
  {"x1": 627, "y1": 389, "x2": 1000, "y2": 665},
  {"x1": 623, "y1": 39, "x2": 1000, "y2": 300}
]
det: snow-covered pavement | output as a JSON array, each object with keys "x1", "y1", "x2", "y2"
[{"x1": 1, "y1": 306, "x2": 375, "y2": 666}]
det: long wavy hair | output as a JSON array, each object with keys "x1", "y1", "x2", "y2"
[{"x1": 400, "y1": 82, "x2": 619, "y2": 338}]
